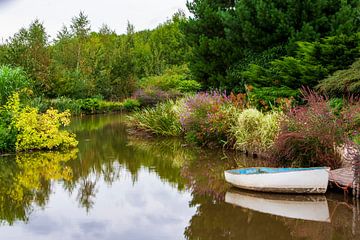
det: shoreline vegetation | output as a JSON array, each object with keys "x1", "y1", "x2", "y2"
[
  {"x1": 0, "y1": 1, "x2": 360, "y2": 168},
  {"x1": 127, "y1": 90, "x2": 360, "y2": 169}
]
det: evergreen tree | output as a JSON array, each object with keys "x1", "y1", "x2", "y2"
[{"x1": 183, "y1": 0, "x2": 360, "y2": 90}]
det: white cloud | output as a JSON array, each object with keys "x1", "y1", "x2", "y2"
[{"x1": 0, "y1": 0, "x2": 189, "y2": 40}]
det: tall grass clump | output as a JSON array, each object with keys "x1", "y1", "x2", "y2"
[
  {"x1": 271, "y1": 90, "x2": 350, "y2": 169},
  {"x1": 128, "y1": 100, "x2": 182, "y2": 136},
  {"x1": 230, "y1": 109, "x2": 282, "y2": 155}
]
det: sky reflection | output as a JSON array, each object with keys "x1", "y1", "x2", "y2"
[{"x1": 0, "y1": 169, "x2": 195, "y2": 240}]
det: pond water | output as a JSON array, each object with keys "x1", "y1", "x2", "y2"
[{"x1": 0, "y1": 114, "x2": 359, "y2": 240}]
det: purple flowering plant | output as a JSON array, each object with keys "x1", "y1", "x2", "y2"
[{"x1": 179, "y1": 91, "x2": 239, "y2": 146}]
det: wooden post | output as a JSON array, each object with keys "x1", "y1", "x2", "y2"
[
  {"x1": 348, "y1": 144, "x2": 360, "y2": 236},
  {"x1": 352, "y1": 144, "x2": 360, "y2": 199}
]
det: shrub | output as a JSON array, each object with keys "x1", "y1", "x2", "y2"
[
  {"x1": 128, "y1": 100, "x2": 182, "y2": 136},
  {"x1": 247, "y1": 86, "x2": 299, "y2": 111},
  {"x1": 15, "y1": 108, "x2": 78, "y2": 151},
  {"x1": 0, "y1": 65, "x2": 31, "y2": 105},
  {"x1": 230, "y1": 109, "x2": 282, "y2": 155},
  {"x1": 328, "y1": 98, "x2": 344, "y2": 116},
  {"x1": 138, "y1": 65, "x2": 201, "y2": 93},
  {"x1": 122, "y1": 98, "x2": 140, "y2": 111},
  {"x1": 341, "y1": 99, "x2": 360, "y2": 145},
  {"x1": 49, "y1": 97, "x2": 82, "y2": 115},
  {"x1": 80, "y1": 98, "x2": 101, "y2": 114},
  {"x1": 176, "y1": 80, "x2": 201, "y2": 93},
  {"x1": 179, "y1": 92, "x2": 240, "y2": 146},
  {"x1": 240, "y1": 33, "x2": 360, "y2": 92},
  {"x1": 0, "y1": 125, "x2": 16, "y2": 154},
  {"x1": 317, "y1": 59, "x2": 360, "y2": 97},
  {"x1": 0, "y1": 93, "x2": 78, "y2": 153},
  {"x1": 272, "y1": 91, "x2": 345, "y2": 169},
  {"x1": 132, "y1": 88, "x2": 181, "y2": 107}
]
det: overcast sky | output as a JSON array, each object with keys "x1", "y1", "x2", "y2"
[{"x1": 0, "y1": 0, "x2": 189, "y2": 41}]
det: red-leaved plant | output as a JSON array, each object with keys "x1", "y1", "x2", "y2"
[{"x1": 272, "y1": 89, "x2": 347, "y2": 169}]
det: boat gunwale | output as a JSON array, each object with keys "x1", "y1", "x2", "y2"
[{"x1": 225, "y1": 167, "x2": 330, "y2": 175}]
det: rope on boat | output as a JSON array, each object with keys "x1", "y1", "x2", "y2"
[{"x1": 328, "y1": 171, "x2": 352, "y2": 193}]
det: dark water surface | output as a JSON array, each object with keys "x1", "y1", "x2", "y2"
[{"x1": 0, "y1": 114, "x2": 359, "y2": 240}]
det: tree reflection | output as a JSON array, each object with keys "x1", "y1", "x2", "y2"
[
  {"x1": 77, "y1": 178, "x2": 98, "y2": 212},
  {"x1": 0, "y1": 150, "x2": 77, "y2": 225}
]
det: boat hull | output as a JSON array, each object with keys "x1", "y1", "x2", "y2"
[{"x1": 224, "y1": 167, "x2": 330, "y2": 194}]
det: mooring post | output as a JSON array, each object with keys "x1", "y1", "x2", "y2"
[
  {"x1": 351, "y1": 144, "x2": 360, "y2": 236},
  {"x1": 352, "y1": 144, "x2": 360, "y2": 199}
]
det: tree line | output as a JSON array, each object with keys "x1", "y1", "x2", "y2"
[{"x1": 0, "y1": 11, "x2": 190, "y2": 100}]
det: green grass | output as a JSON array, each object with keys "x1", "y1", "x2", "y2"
[{"x1": 128, "y1": 100, "x2": 183, "y2": 136}]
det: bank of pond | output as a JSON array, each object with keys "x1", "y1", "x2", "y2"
[{"x1": 0, "y1": 113, "x2": 359, "y2": 239}]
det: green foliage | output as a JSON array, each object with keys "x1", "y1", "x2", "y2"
[
  {"x1": 177, "y1": 80, "x2": 201, "y2": 93},
  {"x1": 47, "y1": 97, "x2": 83, "y2": 115},
  {"x1": 247, "y1": 87, "x2": 299, "y2": 110},
  {"x1": 238, "y1": 33, "x2": 360, "y2": 101},
  {"x1": 2, "y1": 20, "x2": 51, "y2": 94},
  {"x1": 230, "y1": 109, "x2": 282, "y2": 155},
  {"x1": 328, "y1": 98, "x2": 344, "y2": 116},
  {"x1": 182, "y1": 0, "x2": 235, "y2": 89},
  {"x1": 122, "y1": 98, "x2": 140, "y2": 111},
  {"x1": 79, "y1": 98, "x2": 101, "y2": 114},
  {"x1": 183, "y1": 0, "x2": 360, "y2": 89},
  {"x1": 139, "y1": 65, "x2": 201, "y2": 93},
  {"x1": 128, "y1": 100, "x2": 182, "y2": 136},
  {"x1": 317, "y1": 59, "x2": 360, "y2": 97},
  {"x1": 0, "y1": 125, "x2": 17, "y2": 154},
  {"x1": 98, "y1": 100, "x2": 124, "y2": 113},
  {"x1": 30, "y1": 97, "x2": 127, "y2": 115},
  {"x1": 0, "y1": 66, "x2": 31, "y2": 105},
  {"x1": 0, "y1": 12, "x2": 190, "y2": 100}
]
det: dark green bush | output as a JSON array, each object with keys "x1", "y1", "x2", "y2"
[
  {"x1": 241, "y1": 33, "x2": 360, "y2": 91},
  {"x1": 317, "y1": 59, "x2": 360, "y2": 97}
]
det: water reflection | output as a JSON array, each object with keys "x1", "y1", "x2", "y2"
[
  {"x1": 0, "y1": 150, "x2": 76, "y2": 225},
  {"x1": 225, "y1": 189, "x2": 330, "y2": 222},
  {"x1": 0, "y1": 114, "x2": 359, "y2": 240}
]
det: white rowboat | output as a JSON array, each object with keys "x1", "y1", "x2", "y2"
[{"x1": 224, "y1": 167, "x2": 330, "y2": 194}]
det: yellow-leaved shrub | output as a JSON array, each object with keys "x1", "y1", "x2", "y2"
[
  {"x1": 3, "y1": 92, "x2": 78, "y2": 152},
  {"x1": 15, "y1": 108, "x2": 78, "y2": 151}
]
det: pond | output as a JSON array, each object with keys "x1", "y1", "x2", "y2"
[{"x1": 0, "y1": 114, "x2": 359, "y2": 239}]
